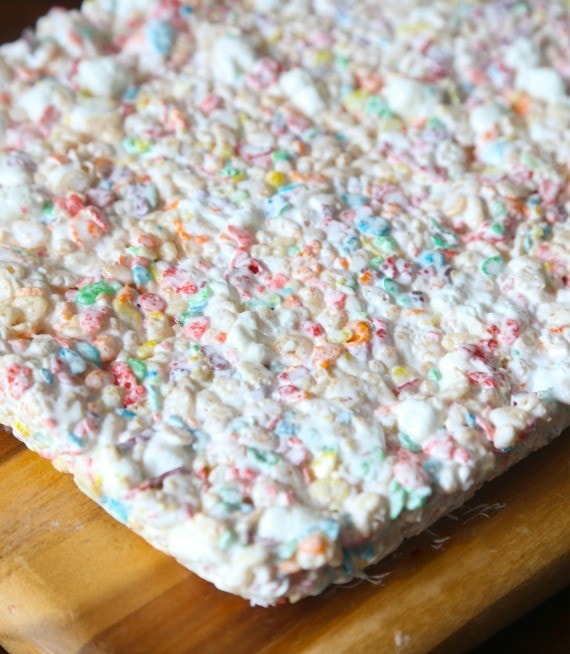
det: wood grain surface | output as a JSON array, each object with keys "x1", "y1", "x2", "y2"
[{"x1": 1, "y1": 425, "x2": 569, "y2": 653}]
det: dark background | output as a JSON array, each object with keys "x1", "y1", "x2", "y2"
[{"x1": 0, "y1": 1, "x2": 568, "y2": 652}]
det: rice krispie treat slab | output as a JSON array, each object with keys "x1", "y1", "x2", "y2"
[{"x1": 0, "y1": 0, "x2": 568, "y2": 604}]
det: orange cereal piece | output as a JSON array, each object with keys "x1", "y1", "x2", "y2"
[{"x1": 345, "y1": 321, "x2": 371, "y2": 346}]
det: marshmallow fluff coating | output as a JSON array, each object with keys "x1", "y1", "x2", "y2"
[{"x1": 0, "y1": 0, "x2": 569, "y2": 604}]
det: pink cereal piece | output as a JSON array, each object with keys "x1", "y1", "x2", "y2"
[
  {"x1": 162, "y1": 268, "x2": 198, "y2": 295},
  {"x1": 423, "y1": 435, "x2": 455, "y2": 460},
  {"x1": 538, "y1": 179, "x2": 562, "y2": 205},
  {"x1": 324, "y1": 288, "x2": 347, "y2": 310},
  {"x1": 183, "y1": 316, "x2": 210, "y2": 340},
  {"x1": 276, "y1": 385, "x2": 306, "y2": 404},
  {"x1": 138, "y1": 292, "x2": 167, "y2": 313},
  {"x1": 268, "y1": 273, "x2": 288, "y2": 290},
  {"x1": 226, "y1": 225, "x2": 255, "y2": 249},
  {"x1": 75, "y1": 418, "x2": 98, "y2": 438},
  {"x1": 66, "y1": 192, "x2": 86, "y2": 216},
  {"x1": 199, "y1": 94, "x2": 223, "y2": 116},
  {"x1": 467, "y1": 371, "x2": 497, "y2": 388},
  {"x1": 245, "y1": 57, "x2": 281, "y2": 91},
  {"x1": 500, "y1": 319, "x2": 522, "y2": 346},
  {"x1": 303, "y1": 321, "x2": 324, "y2": 338},
  {"x1": 311, "y1": 30, "x2": 333, "y2": 47},
  {"x1": 79, "y1": 307, "x2": 110, "y2": 335},
  {"x1": 476, "y1": 417, "x2": 494, "y2": 442},
  {"x1": 110, "y1": 361, "x2": 146, "y2": 407},
  {"x1": 453, "y1": 448, "x2": 471, "y2": 464},
  {"x1": 5, "y1": 363, "x2": 33, "y2": 399},
  {"x1": 131, "y1": 256, "x2": 151, "y2": 268},
  {"x1": 50, "y1": 357, "x2": 76, "y2": 385},
  {"x1": 394, "y1": 458, "x2": 427, "y2": 490}
]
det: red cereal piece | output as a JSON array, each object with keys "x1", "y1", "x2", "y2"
[
  {"x1": 5, "y1": 364, "x2": 33, "y2": 399},
  {"x1": 110, "y1": 361, "x2": 146, "y2": 406}
]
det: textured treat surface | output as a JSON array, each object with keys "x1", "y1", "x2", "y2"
[{"x1": 0, "y1": 0, "x2": 568, "y2": 604}]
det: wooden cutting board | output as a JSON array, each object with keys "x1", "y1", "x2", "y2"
[{"x1": 0, "y1": 426, "x2": 569, "y2": 654}]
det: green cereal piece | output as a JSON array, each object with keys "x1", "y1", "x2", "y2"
[
  {"x1": 75, "y1": 280, "x2": 116, "y2": 306},
  {"x1": 248, "y1": 447, "x2": 281, "y2": 467},
  {"x1": 388, "y1": 480, "x2": 407, "y2": 520},
  {"x1": 375, "y1": 235, "x2": 398, "y2": 252},
  {"x1": 127, "y1": 357, "x2": 148, "y2": 381},
  {"x1": 398, "y1": 432, "x2": 422, "y2": 453},
  {"x1": 406, "y1": 486, "x2": 432, "y2": 511},
  {"x1": 271, "y1": 149, "x2": 292, "y2": 163},
  {"x1": 481, "y1": 255, "x2": 505, "y2": 277},
  {"x1": 382, "y1": 278, "x2": 402, "y2": 295},
  {"x1": 368, "y1": 256, "x2": 384, "y2": 270},
  {"x1": 218, "y1": 530, "x2": 237, "y2": 549}
]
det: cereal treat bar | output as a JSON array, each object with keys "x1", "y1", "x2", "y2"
[{"x1": 0, "y1": 0, "x2": 568, "y2": 604}]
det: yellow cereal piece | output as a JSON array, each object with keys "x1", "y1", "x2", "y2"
[
  {"x1": 441, "y1": 333, "x2": 472, "y2": 350},
  {"x1": 113, "y1": 294, "x2": 143, "y2": 329},
  {"x1": 393, "y1": 161, "x2": 411, "y2": 176},
  {"x1": 149, "y1": 263, "x2": 161, "y2": 280},
  {"x1": 214, "y1": 143, "x2": 234, "y2": 160},
  {"x1": 266, "y1": 26, "x2": 282, "y2": 45},
  {"x1": 137, "y1": 340, "x2": 157, "y2": 359},
  {"x1": 343, "y1": 89, "x2": 370, "y2": 114},
  {"x1": 361, "y1": 236, "x2": 385, "y2": 256},
  {"x1": 309, "y1": 478, "x2": 350, "y2": 509},
  {"x1": 13, "y1": 420, "x2": 31, "y2": 438},
  {"x1": 136, "y1": 245, "x2": 158, "y2": 260},
  {"x1": 391, "y1": 365, "x2": 418, "y2": 384},
  {"x1": 328, "y1": 329, "x2": 352, "y2": 344},
  {"x1": 310, "y1": 451, "x2": 338, "y2": 479},
  {"x1": 313, "y1": 49, "x2": 334, "y2": 66},
  {"x1": 397, "y1": 21, "x2": 430, "y2": 37},
  {"x1": 380, "y1": 116, "x2": 405, "y2": 133},
  {"x1": 136, "y1": 95, "x2": 151, "y2": 110},
  {"x1": 264, "y1": 171, "x2": 288, "y2": 188}
]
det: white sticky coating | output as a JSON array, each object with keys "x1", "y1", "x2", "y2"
[
  {"x1": 212, "y1": 34, "x2": 257, "y2": 85},
  {"x1": 516, "y1": 67, "x2": 566, "y2": 102},
  {"x1": 383, "y1": 76, "x2": 440, "y2": 122},
  {"x1": 279, "y1": 68, "x2": 326, "y2": 116},
  {"x1": 489, "y1": 407, "x2": 528, "y2": 449},
  {"x1": 77, "y1": 57, "x2": 133, "y2": 98},
  {"x1": 504, "y1": 38, "x2": 541, "y2": 70},
  {"x1": 469, "y1": 104, "x2": 503, "y2": 134},
  {"x1": 16, "y1": 80, "x2": 73, "y2": 123},
  {"x1": 396, "y1": 399, "x2": 440, "y2": 445}
]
